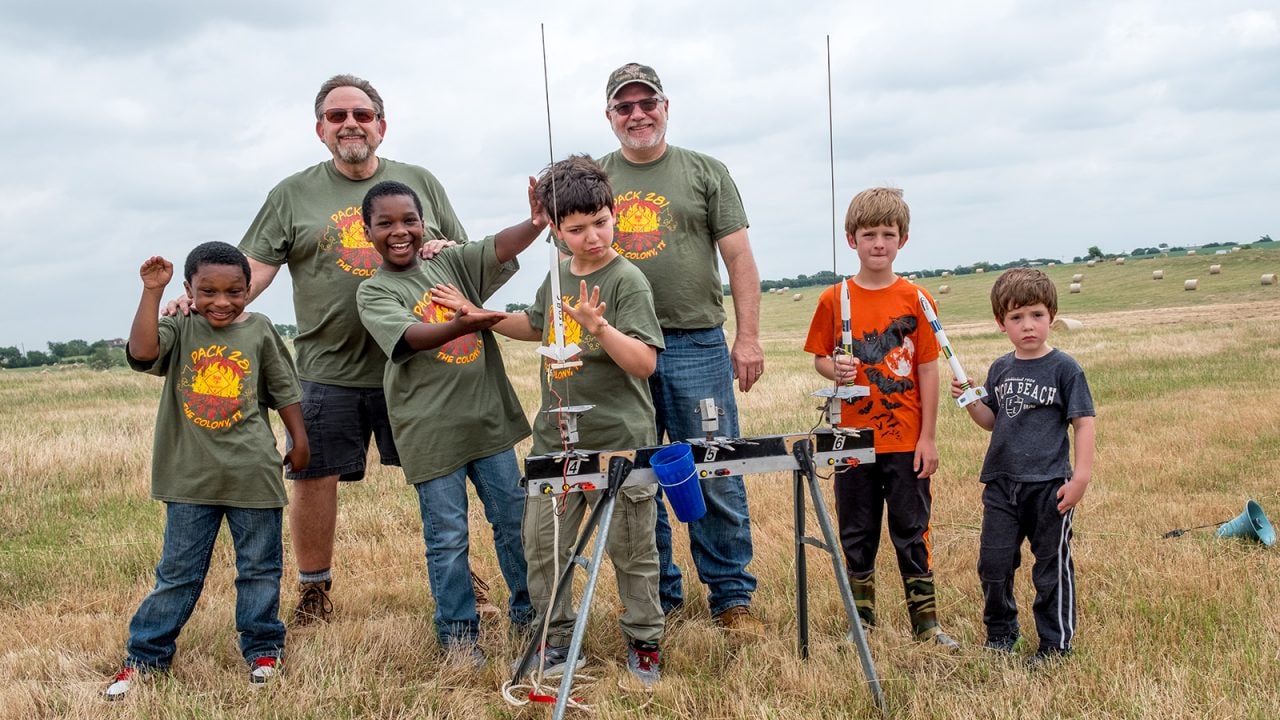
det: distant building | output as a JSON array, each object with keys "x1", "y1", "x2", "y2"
[{"x1": 105, "y1": 338, "x2": 127, "y2": 349}]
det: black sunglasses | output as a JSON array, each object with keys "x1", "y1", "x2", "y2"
[
  {"x1": 608, "y1": 98, "x2": 662, "y2": 116},
  {"x1": 323, "y1": 108, "x2": 379, "y2": 124}
]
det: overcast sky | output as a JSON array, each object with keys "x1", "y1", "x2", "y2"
[{"x1": 3, "y1": 1, "x2": 1277, "y2": 350}]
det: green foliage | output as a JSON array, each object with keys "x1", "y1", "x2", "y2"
[
  {"x1": 1087, "y1": 245, "x2": 1103, "y2": 258},
  {"x1": 88, "y1": 346, "x2": 126, "y2": 370},
  {"x1": 0, "y1": 346, "x2": 23, "y2": 368},
  {"x1": 274, "y1": 323, "x2": 298, "y2": 338},
  {"x1": 1260, "y1": 234, "x2": 1274, "y2": 243},
  {"x1": 25, "y1": 350, "x2": 52, "y2": 366},
  {"x1": 505, "y1": 303, "x2": 530, "y2": 313}
]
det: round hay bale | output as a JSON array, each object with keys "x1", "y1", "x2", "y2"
[
  {"x1": 1184, "y1": 279, "x2": 1199, "y2": 291},
  {"x1": 1152, "y1": 270, "x2": 1164, "y2": 280},
  {"x1": 1051, "y1": 317, "x2": 1083, "y2": 331},
  {"x1": 1209, "y1": 264, "x2": 1222, "y2": 275},
  {"x1": 938, "y1": 285, "x2": 951, "y2": 294},
  {"x1": 1086, "y1": 259, "x2": 1097, "y2": 267},
  {"x1": 781, "y1": 286, "x2": 790, "y2": 292},
  {"x1": 941, "y1": 271, "x2": 952, "y2": 278},
  {"x1": 1230, "y1": 246, "x2": 1242, "y2": 253},
  {"x1": 1069, "y1": 282, "x2": 1081, "y2": 294},
  {"x1": 908, "y1": 274, "x2": 919, "y2": 280},
  {"x1": 975, "y1": 267, "x2": 985, "y2": 273},
  {"x1": 1187, "y1": 249, "x2": 1197, "y2": 256},
  {"x1": 1114, "y1": 257, "x2": 1126, "y2": 265},
  {"x1": 792, "y1": 293, "x2": 803, "y2": 302},
  {"x1": 1047, "y1": 262, "x2": 1056, "y2": 267},
  {"x1": 1262, "y1": 273, "x2": 1277, "y2": 286},
  {"x1": 1071, "y1": 273, "x2": 1083, "y2": 283}
]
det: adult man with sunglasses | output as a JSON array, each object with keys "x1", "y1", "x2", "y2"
[
  {"x1": 598, "y1": 63, "x2": 766, "y2": 634},
  {"x1": 226, "y1": 74, "x2": 541, "y2": 630}
]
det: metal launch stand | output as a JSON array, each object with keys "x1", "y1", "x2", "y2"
[{"x1": 510, "y1": 401, "x2": 887, "y2": 718}]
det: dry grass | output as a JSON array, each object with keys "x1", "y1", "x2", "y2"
[{"x1": 2, "y1": 270, "x2": 1280, "y2": 719}]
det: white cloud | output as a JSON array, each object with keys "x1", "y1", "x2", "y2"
[{"x1": 1, "y1": 0, "x2": 1277, "y2": 349}]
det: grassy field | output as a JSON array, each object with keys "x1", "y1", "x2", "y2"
[{"x1": 2, "y1": 248, "x2": 1279, "y2": 719}]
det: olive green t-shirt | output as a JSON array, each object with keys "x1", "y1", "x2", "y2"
[
  {"x1": 356, "y1": 238, "x2": 530, "y2": 483},
  {"x1": 240, "y1": 158, "x2": 468, "y2": 388},
  {"x1": 526, "y1": 256, "x2": 663, "y2": 455},
  {"x1": 597, "y1": 145, "x2": 748, "y2": 330},
  {"x1": 127, "y1": 312, "x2": 302, "y2": 508}
]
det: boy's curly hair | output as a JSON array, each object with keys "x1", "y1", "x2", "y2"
[{"x1": 535, "y1": 154, "x2": 613, "y2": 226}]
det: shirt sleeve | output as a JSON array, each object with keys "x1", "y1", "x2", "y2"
[
  {"x1": 127, "y1": 314, "x2": 180, "y2": 376},
  {"x1": 238, "y1": 189, "x2": 291, "y2": 266},
  {"x1": 526, "y1": 274, "x2": 551, "y2": 336},
  {"x1": 803, "y1": 285, "x2": 838, "y2": 356},
  {"x1": 259, "y1": 319, "x2": 303, "y2": 410},
  {"x1": 1062, "y1": 359, "x2": 1096, "y2": 419},
  {"x1": 705, "y1": 157, "x2": 749, "y2": 242},
  {"x1": 357, "y1": 280, "x2": 418, "y2": 364},
  {"x1": 611, "y1": 273, "x2": 664, "y2": 351}
]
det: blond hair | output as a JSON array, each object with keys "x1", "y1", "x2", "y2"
[{"x1": 844, "y1": 187, "x2": 909, "y2": 237}]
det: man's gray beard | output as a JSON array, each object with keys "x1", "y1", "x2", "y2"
[{"x1": 336, "y1": 141, "x2": 371, "y2": 164}]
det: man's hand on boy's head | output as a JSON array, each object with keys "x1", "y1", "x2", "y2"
[
  {"x1": 139, "y1": 256, "x2": 173, "y2": 291},
  {"x1": 564, "y1": 280, "x2": 609, "y2": 336},
  {"x1": 429, "y1": 283, "x2": 470, "y2": 313}
]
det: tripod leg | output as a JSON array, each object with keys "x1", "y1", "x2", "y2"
[
  {"x1": 551, "y1": 494, "x2": 618, "y2": 720},
  {"x1": 795, "y1": 439, "x2": 887, "y2": 716},
  {"x1": 511, "y1": 498, "x2": 600, "y2": 684},
  {"x1": 794, "y1": 467, "x2": 809, "y2": 659}
]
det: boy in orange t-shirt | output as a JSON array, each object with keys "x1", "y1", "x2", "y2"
[{"x1": 803, "y1": 187, "x2": 957, "y2": 649}]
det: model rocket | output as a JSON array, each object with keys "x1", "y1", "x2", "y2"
[
  {"x1": 917, "y1": 289, "x2": 986, "y2": 408},
  {"x1": 536, "y1": 242, "x2": 583, "y2": 369},
  {"x1": 815, "y1": 280, "x2": 870, "y2": 423}
]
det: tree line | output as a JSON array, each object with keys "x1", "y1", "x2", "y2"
[{"x1": 2, "y1": 324, "x2": 300, "y2": 371}]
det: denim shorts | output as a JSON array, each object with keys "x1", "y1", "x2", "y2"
[{"x1": 288, "y1": 380, "x2": 400, "y2": 481}]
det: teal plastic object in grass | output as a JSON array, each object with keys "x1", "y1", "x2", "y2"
[
  {"x1": 651, "y1": 443, "x2": 706, "y2": 523},
  {"x1": 1216, "y1": 499, "x2": 1276, "y2": 547}
]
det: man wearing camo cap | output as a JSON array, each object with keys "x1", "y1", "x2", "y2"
[{"x1": 598, "y1": 62, "x2": 765, "y2": 634}]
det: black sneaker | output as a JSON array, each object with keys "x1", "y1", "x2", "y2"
[
  {"x1": 512, "y1": 643, "x2": 585, "y2": 678},
  {"x1": 984, "y1": 634, "x2": 1020, "y2": 654},
  {"x1": 1026, "y1": 646, "x2": 1071, "y2": 668}
]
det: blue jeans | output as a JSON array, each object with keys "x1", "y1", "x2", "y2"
[
  {"x1": 125, "y1": 503, "x2": 284, "y2": 670},
  {"x1": 414, "y1": 448, "x2": 532, "y2": 645},
  {"x1": 650, "y1": 327, "x2": 757, "y2": 615}
]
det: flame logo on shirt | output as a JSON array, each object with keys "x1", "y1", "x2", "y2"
[
  {"x1": 414, "y1": 294, "x2": 482, "y2": 365},
  {"x1": 182, "y1": 356, "x2": 247, "y2": 430},
  {"x1": 321, "y1": 205, "x2": 382, "y2": 278},
  {"x1": 613, "y1": 197, "x2": 669, "y2": 261}
]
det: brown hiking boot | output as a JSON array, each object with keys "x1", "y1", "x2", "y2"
[
  {"x1": 713, "y1": 605, "x2": 765, "y2": 635},
  {"x1": 292, "y1": 579, "x2": 333, "y2": 627},
  {"x1": 472, "y1": 571, "x2": 502, "y2": 622}
]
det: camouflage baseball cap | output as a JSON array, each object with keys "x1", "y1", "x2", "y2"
[{"x1": 606, "y1": 63, "x2": 663, "y2": 100}]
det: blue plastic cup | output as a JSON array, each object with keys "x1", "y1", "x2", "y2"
[{"x1": 651, "y1": 443, "x2": 706, "y2": 523}]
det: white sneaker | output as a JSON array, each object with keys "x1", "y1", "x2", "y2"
[
  {"x1": 104, "y1": 666, "x2": 140, "y2": 700},
  {"x1": 249, "y1": 657, "x2": 278, "y2": 687}
]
